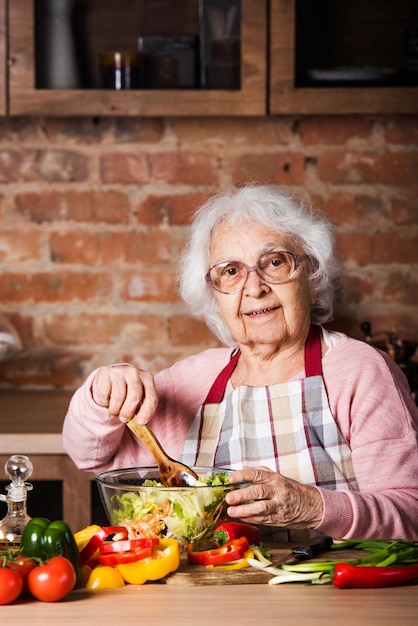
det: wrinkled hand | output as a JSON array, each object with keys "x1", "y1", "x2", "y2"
[
  {"x1": 92, "y1": 364, "x2": 158, "y2": 424},
  {"x1": 225, "y1": 466, "x2": 324, "y2": 530}
]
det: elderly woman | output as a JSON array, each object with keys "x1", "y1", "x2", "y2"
[{"x1": 63, "y1": 184, "x2": 418, "y2": 541}]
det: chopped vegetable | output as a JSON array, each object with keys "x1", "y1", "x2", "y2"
[
  {"x1": 79, "y1": 526, "x2": 128, "y2": 567},
  {"x1": 213, "y1": 522, "x2": 261, "y2": 546},
  {"x1": 86, "y1": 565, "x2": 125, "y2": 590},
  {"x1": 207, "y1": 548, "x2": 255, "y2": 570},
  {"x1": 116, "y1": 538, "x2": 180, "y2": 584},
  {"x1": 99, "y1": 537, "x2": 159, "y2": 554},
  {"x1": 110, "y1": 473, "x2": 233, "y2": 544},
  {"x1": 98, "y1": 546, "x2": 153, "y2": 566},
  {"x1": 187, "y1": 536, "x2": 250, "y2": 566},
  {"x1": 249, "y1": 538, "x2": 418, "y2": 587},
  {"x1": 333, "y1": 562, "x2": 418, "y2": 589}
]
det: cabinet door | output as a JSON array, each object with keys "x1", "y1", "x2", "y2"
[
  {"x1": 270, "y1": 0, "x2": 418, "y2": 114},
  {"x1": 8, "y1": 0, "x2": 267, "y2": 117},
  {"x1": 0, "y1": 0, "x2": 6, "y2": 115}
]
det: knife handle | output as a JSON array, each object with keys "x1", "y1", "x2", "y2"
[{"x1": 291, "y1": 536, "x2": 333, "y2": 560}]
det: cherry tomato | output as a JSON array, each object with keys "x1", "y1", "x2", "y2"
[
  {"x1": 27, "y1": 556, "x2": 76, "y2": 602},
  {"x1": 0, "y1": 567, "x2": 24, "y2": 605}
]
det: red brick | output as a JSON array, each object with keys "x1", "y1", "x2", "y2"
[
  {"x1": 122, "y1": 271, "x2": 179, "y2": 302},
  {"x1": 149, "y1": 152, "x2": 218, "y2": 184},
  {"x1": 391, "y1": 190, "x2": 418, "y2": 225},
  {"x1": 382, "y1": 271, "x2": 418, "y2": 305},
  {"x1": 169, "y1": 315, "x2": 221, "y2": 347},
  {"x1": 44, "y1": 313, "x2": 168, "y2": 345},
  {"x1": 50, "y1": 231, "x2": 171, "y2": 264},
  {"x1": 0, "y1": 272, "x2": 112, "y2": 303},
  {"x1": 384, "y1": 116, "x2": 418, "y2": 144},
  {"x1": 15, "y1": 192, "x2": 130, "y2": 223},
  {"x1": 41, "y1": 117, "x2": 165, "y2": 144},
  {"x1": 336, "y1": 273, "x2": 374, "y2": 305},
  {"x1": 321, "y1": 193, "x2": 388, "y2": 225},
  {"x1": 299, "y1": 116, "x2": 374, "y2": 145},
  {"x1": 0, "y1": 349, "x2": 93, "y2": 387},
  {"x1": 0, "y1": 150, "x2": 89, "y2": 182},
  {"x1": 317, "y1": 152, "x2": 418, "y2": 185},
  {"x1": 136, "y1": 193, "x2": 205, "y2": 225},
  {"x1": 0, "y1": 230, "x2": 41, "y2": 262},
  {"x1": 227, "y1": 153, "x2": 305, "y2": 185},
  {"x1": 173, "y1": 117, "x2": 297, "y2": 147},
  {"x1": 101, "y1": 153, "x2": 150, "y2": 183},
  {"x1": 337, "y1": 232, "x2": 418, "y2": 265}
]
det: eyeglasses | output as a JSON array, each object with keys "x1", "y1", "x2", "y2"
[{"x1": 205, "y1": 251, "x2": 308, "y2": 295}]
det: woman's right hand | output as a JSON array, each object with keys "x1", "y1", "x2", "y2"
[{"x1": 92, "y1": 364, "x2": 159, "y2": 424}]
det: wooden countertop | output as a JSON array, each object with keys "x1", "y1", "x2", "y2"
[{"x1": 0, "y1": 583, "x2": 417, "y2": 625}]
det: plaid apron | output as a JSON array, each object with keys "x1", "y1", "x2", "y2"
[{"x1": 181, "y1": 325, "x2": 358, "y2": 492}]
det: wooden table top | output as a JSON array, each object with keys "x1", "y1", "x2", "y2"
[{"x1": 0, "y1": 582, "x2": 417, "y2": 625}]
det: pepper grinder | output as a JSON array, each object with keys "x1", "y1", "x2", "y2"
[{"x1": 0, "y1": 455, "x2": 33, "y2": 551}]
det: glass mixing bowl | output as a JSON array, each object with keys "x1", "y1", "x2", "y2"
[{"x1": 96, "y1": 466, "x2": 248, "y2": 546}]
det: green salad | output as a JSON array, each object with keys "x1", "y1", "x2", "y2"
[{"x1": 110, "y1": 472, "x2": 232, "y2": 545}]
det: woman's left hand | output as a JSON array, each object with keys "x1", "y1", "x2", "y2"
[{"x1": 225, "y1": 467, "x2": 324, "y2": 529}]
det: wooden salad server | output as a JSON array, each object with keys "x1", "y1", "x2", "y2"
[{"x1": 127, "y1": 419, "x2": 199, "y2": 487}]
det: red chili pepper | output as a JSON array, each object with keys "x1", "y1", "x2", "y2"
[
  {"x1": 187, "y1": 537, "x2": 250, "y2": 566},
  {"x1": 79, "y1": 526, "x2": 128, "y2": 566},
  {"x1": 100, "y1": 537, "x2": 159, "y2": 555},
  {"x1": 333, "y1": 562, "x2": 418, "y2": 589},
  {"x1": 213, "y1": 522, "x2": 261, "y2": 546},
  {"x1": 98, "y1": 546, "x2": 153, "y2": 566}
]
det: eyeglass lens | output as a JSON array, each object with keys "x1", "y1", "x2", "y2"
[{"x1": 209, "y1": 251, "x2": 299, "y2": 293}]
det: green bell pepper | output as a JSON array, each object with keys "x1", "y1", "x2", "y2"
[{"x1": 19, "y1": 517, "x2": 80, "y2": 579}]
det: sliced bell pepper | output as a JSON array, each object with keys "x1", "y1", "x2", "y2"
[
  {"x1": 100, "y1": 537, "x2": 159, "y2": 555},
  {"x1": 98, "y1": 546, "x2": 153, "y2": 566},
  {"x1": 207, "y1": 548, "x2": 255, "y2": 570},
  {"x1": 116, "y1": 538, "x2": 180, "y2": 585},
  {"x1": 213, "y1": 522, "x2": 261, "y2": 546},
  {"x1": 187, "y1": 536, "x2": 250, "y2": 566},
  {"x1": 79, "y1": 526, "x2": 128, "y2": 567}
]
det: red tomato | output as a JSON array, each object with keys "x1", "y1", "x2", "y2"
[
  {"x1": 7, "y1": 556, "x2": 37, "y2": 595},
  {"x1": 27, "y1": 556, "x2": 76, "y2": 602},
  {"x1": 0, "y1": 567, "x2": 24, "y2": 605}
]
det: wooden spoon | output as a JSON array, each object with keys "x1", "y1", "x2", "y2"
[{"x1": 127, "y1": 419, "x2": 199, "y2": 487}]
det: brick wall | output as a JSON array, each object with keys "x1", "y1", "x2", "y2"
[{"x1": 0, "y1": 114, "x2": 417, "y2": 388}]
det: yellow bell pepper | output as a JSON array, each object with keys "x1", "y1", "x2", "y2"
[
  {"x1": 74, "y1": 524, "x2": 103, "y2": 552},
  {"x1": 116, "y1": 537, "x2": 180, "y2": 585},
  {"x1": 86, "y1": 565, "x2": 125, "y2": 590},
  {"x1": 206, "y1": 548, "x2": 255, "y2": 571}
]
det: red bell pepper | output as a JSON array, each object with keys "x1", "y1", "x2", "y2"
[
  {"x1": 187, "y1": 536, "x2": 250, "y2": 566},
  {"x1": 213, "y1": 522, "x2": 261, "y2": 546},
  {"x1": 100, "y1": 537, "x2": 159, "y2": 555},
  {"x1": 333, "y1": 562, "x2": 418, "y2": 589},
  {"x1": 98, "y1": 546, "x2": 153, "y2": 566},
  {"x1": 79, "y1": 526, "x2": 128, "y2": 566}
]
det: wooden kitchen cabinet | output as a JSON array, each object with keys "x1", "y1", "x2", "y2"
[
  {"x1": 270, "y1": 0, "x2": 418, "y2": 114},
  {"x1": 8, "y1": 0, "x2": 267, "y2": 117}
]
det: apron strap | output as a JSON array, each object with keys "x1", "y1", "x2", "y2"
[
  {"x1": 304, "y1": 324, "x2": 323, "y2": 377},
  {"x1": 204, "y1": 324, "x2": 323, "y2": 404}
]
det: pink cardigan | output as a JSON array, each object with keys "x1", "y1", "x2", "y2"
[{"x1": 62, "y1": 331, "x2": 418, "y2": 540}]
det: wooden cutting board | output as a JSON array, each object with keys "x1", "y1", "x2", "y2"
[{"x1": 162, "y1": 545, "x2": 366, "y2": 586}]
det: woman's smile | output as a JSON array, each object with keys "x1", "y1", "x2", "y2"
[{"x1": 243, "y1": 305, "x2": 280, "y2": 317}]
